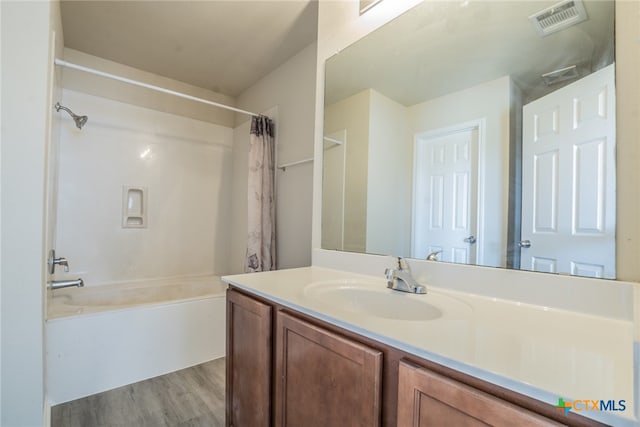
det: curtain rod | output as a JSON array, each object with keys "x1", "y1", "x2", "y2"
[{"x1": 54, "y1": 59, "x2": 266, "y2": 119}]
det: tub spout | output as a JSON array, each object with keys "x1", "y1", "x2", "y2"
[{"x1": 48, "y1": 278, "x2": 84, "y2": 290}]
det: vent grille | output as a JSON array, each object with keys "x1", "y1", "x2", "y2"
[
  {"x1": 542, "y1": 65, "x2": 580, "y2": 86},
  {"x1": 529, "y1": 0, "x2": 588, "y2": 36}
]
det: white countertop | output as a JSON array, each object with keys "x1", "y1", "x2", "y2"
[{"x1": 222, "y1": 266, "x2": 637, "y2": 426}]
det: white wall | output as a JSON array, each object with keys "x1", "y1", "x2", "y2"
[
  {"x1": 321, "y1": 129, "x2": 347, "y2": 250},
  {"x1": 323, "y1": 88, "x2": 413, "y2": 257},
  {"x1": 43, "y1": 9, "x2": 65, "y2": 422},
  {"x1": 324, "y1": 89, "x2": 370, "y2": 253},
  {"x1": 230, "y1": 42, "x2": 317, "y2": 272},
  {"x1": 367, "y1": 90, "x2": 412, "y2": 256},
  {"x1": 44, "y1": 6, "x2": 66, "y2": 320},
  {"x1": 54, "y1": 90, "x2": 233, "y2": 285},
  {"x1": 1, "y1": 0, "x2": 62, "y2": 424}
]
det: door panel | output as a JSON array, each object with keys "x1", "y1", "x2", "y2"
[
  {"x1": 274, "y1": 311, "x2": 382, "y2": 427},
  {"x1": 521, "y1": 64, "x2": 615, "y2": 278},
  {"x1": 533, "y1": 149, "x2": 558, "y2": 233},
  {"x1": 226, "y1": 290, "x2": 272, "y2": 427},
  {"x1": 413, "y1": 125, "x2": 478, "y2": 264},
  {"x1": 573, "y1": 138, "x2": 606, "y2": 234}
]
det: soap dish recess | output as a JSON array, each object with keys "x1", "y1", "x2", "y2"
[{"x1": 122, "y1": 186, "x2": 147, "y2": 228}]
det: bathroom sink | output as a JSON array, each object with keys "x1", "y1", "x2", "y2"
[{"x1": 303, "y1": 279, "x2": 469, "y2": 321}]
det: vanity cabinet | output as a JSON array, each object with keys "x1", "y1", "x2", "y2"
[
  {"x1": 397, "y1": 360, "x2": 562, "y2": 426},
  {"x1": 274, "y1": 311, "x2": 382, "y2": 426},
  {"x1": 226, "y1": 287, "x2": 604, "y2": 427}
]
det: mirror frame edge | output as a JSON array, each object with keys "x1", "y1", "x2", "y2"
[{"x1": 614, "y1": 0, "x2": 640, "y2": 282}]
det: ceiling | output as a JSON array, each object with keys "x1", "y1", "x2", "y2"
[
  {"x1": 325, "y1": 0, "x2": 614, "y2": 106},
  {"x1": 60, "y1": 1, "x2": 318, "y2": 97}
]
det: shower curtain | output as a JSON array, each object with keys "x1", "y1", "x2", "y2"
[{"x1": 245, "y1": 115, "x2": 276, "y2": 272}]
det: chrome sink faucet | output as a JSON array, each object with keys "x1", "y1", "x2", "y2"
[{"x1": 385, "y1": 257, "x2": 426, "y2": 294}]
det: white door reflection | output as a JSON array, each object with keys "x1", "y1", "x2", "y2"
[
  {"x1": 412, "y1": 122, "x2": 479, "y2": 265},
  {"x1": 521, "y1": 64, "x2": 616, "y2": 278}
]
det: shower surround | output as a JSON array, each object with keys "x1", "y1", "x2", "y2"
[{"x1": 53, "y1": 89, "x2": 233, "y2": 286}]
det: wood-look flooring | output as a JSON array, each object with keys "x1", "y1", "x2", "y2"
[{"x1": 51, "y1": 357, "x2": 226, "y2": 427}]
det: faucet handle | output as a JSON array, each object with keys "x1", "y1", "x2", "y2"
[
  {"x1": 397, "y1": 257, "x2": 410, "y2": 271},
  {"x1": 384, "y1": 268, "x2": 395, "y2": 289},
  {"x1": 47, "y1": 249, "x2": 70, "y2": 274},
  {"x1": 57, "y1": 257, "x2": 69, "y2": 272},
  {"x1": 384, "y1": 267, "x2": 394, "y2": 279}
]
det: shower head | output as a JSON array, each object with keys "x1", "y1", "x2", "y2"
[
  {"x1": 55, "y1": 102, "x2": 88, "y2": 129},
  {"x1": 74, "y1": 114, "x2": 88, "y2": 129}
]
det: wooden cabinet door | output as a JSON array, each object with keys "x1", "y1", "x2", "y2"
[
  {"x1": 397, "y1": 361, "x2": 563, "y2": 427},
  {"x1": 226, "y1": 289, "x2": 272, "y2": 427},
  {"x1": 274, "y1": 311, "x2": 383, "y2": 427}
]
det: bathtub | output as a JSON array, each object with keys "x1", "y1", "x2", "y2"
[{"x1": 46, "y1": 275, "x2": 227, "y2": 404}]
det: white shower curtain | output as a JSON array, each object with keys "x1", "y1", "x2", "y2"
[{"x1": 245, "y1": 115, "x2": 276, "y2": 272}]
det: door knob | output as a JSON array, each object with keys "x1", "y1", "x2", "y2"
[
  {"x1": 463, "y1": 235, "x2": 476, "y2": 244},
  {"x1": 518, "y1": 240, "x2": 531, "y2": 248}
]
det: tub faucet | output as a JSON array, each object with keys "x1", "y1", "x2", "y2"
[
  {"x1": 385, "y1": 257, "x2": 426, "y2": 294},
  {"x1": 48, "y1": 278, "x2": 84, "y2": 290}
]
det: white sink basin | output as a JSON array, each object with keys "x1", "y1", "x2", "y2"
[{"x1": 303, "y1": 279, "x2": 470, "y2": 321}]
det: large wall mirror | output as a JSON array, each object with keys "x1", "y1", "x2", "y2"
[{"x1": 322, "y1": 0, "x2": 616, "y2": 279}]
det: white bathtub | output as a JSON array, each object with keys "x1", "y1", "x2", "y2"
[{"x1": 46, "y1": 275, "x2": 227, "y2": 404}]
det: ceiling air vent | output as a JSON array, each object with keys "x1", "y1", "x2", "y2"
[
  {"x1": 541, "y1": 65, "x2": 580, "y2": 86},
  {"x1": 529, "y1": 0, "x2": 588, "y2": 36}
]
